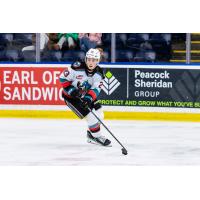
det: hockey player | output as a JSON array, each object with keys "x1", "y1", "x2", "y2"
[{"x1": 59, "y1": 48, "x2": 111, "y2": 146}]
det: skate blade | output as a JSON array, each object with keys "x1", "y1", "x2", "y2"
[{"x1": 87, "y1": 139, "x2": 112, "y2": 147}]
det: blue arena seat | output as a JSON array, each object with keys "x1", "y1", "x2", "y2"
[
  {"x1": 22, "y1": 50, "x2": 36, "y2": 62},
  {"x1": 134, "y1": 51, "x2": 146, "y2": 62},
  {"x1": 2, "y1": 33, "x2": 13, "y2": 42},
  {"x1": 62, "y1": 50, "x2": 85, "y2": 62},
  {"x1": 115, "y1": 50, "x2": 135, "y2": 62},
  {"x1": 139, "y1": 42, "x2": 153, "y2": 50},
  {"x1": 102, "y1": 34, "x2": 111, "y2": 49},
  {"x1": 139, "y1": 33, "x2": 149, "y2": 41},
  {"x1": 126, "y1": 33, "x2": 147, "y2": 49},
  {"x1": 0, "y1": 45, "x2": 4, "y2": 51},
  {"x1": 116, "y1": 33, "x2": 128, "y2": 49},
  {"x1": 162, "y1": 33, "x2": 171, "y2": 44},
  {"x1": 0, "y1": 50, "x2": 6, "y2": 61},
  {"x1": 0, "y1": 33, "x2": 13, "y2": 46},
  {"x1": 134, "y1": 50, "x2": 156, "y2": 62},
  {"x1": 144, "y1": 50, "x2": 156, "y2": 62},
  {"x1": 5, "y1": 50, "x2": 19, "y2": 62},
  {"x1": 42, "y1": 50, "x2": 62, "y2": 62},
  {"x1": 149, "y1": 33, "x2": 167, "y2": 45},
  {"x1": 172, "y1": 33, "x2": 186, "y2": 42},
  {"x1": 149, "y1": 33, "x2": 171, "y2": 45},
  {"x1": 148, "y1": 34, "x2": 171, "y2": 60},
  {"x1": 13, "y1": 33, "x2": 33, "y2": 45}
]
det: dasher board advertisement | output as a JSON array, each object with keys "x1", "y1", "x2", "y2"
[
  {"x1": 99, "y1": 65, "x2": 200, "y2": 108},
  {"x1": 1, "y1": 64, "x2": 200, "y2": 108},
  {"x1": 0, "y1": 65, "x2": 66, "y2": 105}
]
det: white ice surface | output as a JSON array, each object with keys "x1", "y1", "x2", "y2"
[{"x1": 1, "y1": 118, "x2": 200, "y2": 165}]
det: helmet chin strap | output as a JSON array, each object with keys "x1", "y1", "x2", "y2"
[
  {"x1": 87, "y1": 66, "x2": 95, "y2": 72},
  {"x1": 86, "y1": 65, "x2": 97, "y2": 76}
]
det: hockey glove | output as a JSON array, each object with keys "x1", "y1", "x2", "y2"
[
  {"x1": 80, "y1": 97, "x2": 92, "y2": 109},
  {"x1": 70, "y1": 89, "x2": 81, "y2": 99}
]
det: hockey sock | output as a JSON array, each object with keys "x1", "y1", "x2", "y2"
[{"x1": 86, "y1": 109, "x2": 101, "y2": 138}]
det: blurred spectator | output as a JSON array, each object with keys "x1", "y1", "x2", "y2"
[
  {"x1": 79, "y1": 33, "x2": 102, "y2": 52},
  {"x1": 46, "y1": 33, "x2": 60, "y2": 50},
  {"x1": 22, "y1": 33, "x2": 49, "y2": 52},
  {"x1": 96, "y1": 47, "x2": 107, "y2": 62},
  {"x1": 53, "y1": 33, "x2": 78, "y2": 50}
]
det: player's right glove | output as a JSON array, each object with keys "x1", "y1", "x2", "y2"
[
  {"x1": 80, "y1": 96, "x2": 92, "y2": 110},
  {"x1": 70, "y1": 89, "x2": 81, "y2": 99}
]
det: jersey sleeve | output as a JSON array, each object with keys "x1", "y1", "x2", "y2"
[
  {"x1": 59, "y1": 66, "x2": 77, "y2": 97},
  {"x1": 84, "y1": 73, "x2": 103, "y2": 102}
]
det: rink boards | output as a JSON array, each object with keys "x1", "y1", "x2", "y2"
[{"x1": 1, "y1": 63, "x2": 200, "y2": 121}]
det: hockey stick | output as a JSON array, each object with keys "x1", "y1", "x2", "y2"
[
  {"x1": 87, "y1": 106, "x2": 128, "y2": 155},
  {"x1": 62, "y1": 92, "x2": 128, "y2": 155}
]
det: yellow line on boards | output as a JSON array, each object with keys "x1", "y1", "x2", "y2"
[{"x1": 1, "y1": 110, "x2": 200, "y2": 122}]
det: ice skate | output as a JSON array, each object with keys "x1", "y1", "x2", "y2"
[{"x1": 87, "y1": 130, "x2": 112, "y2": 147}]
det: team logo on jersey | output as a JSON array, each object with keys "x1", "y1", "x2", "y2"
[
  {"x1": 102, "y1": 71, "x2": 120, "y2": 95},
  {"x1": 76, "y1": 75, "x2": 83, "y2": 79}
]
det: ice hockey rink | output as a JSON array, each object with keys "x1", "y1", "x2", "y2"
[{"x1": 1, "y1": 118, "x2": 200, "y2": 166}]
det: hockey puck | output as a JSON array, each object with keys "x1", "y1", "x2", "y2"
[{"x1": 122, "y1": 148, "x2": 128, "y2": 155}]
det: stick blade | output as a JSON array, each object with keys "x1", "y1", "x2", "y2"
[{"x1": 122, "y1": 148, "x2": 128, "y2": 155}]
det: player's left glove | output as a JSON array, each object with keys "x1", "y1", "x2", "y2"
[{"x1": 80, "y1": 96, "x2": 92, "y2": 109}]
